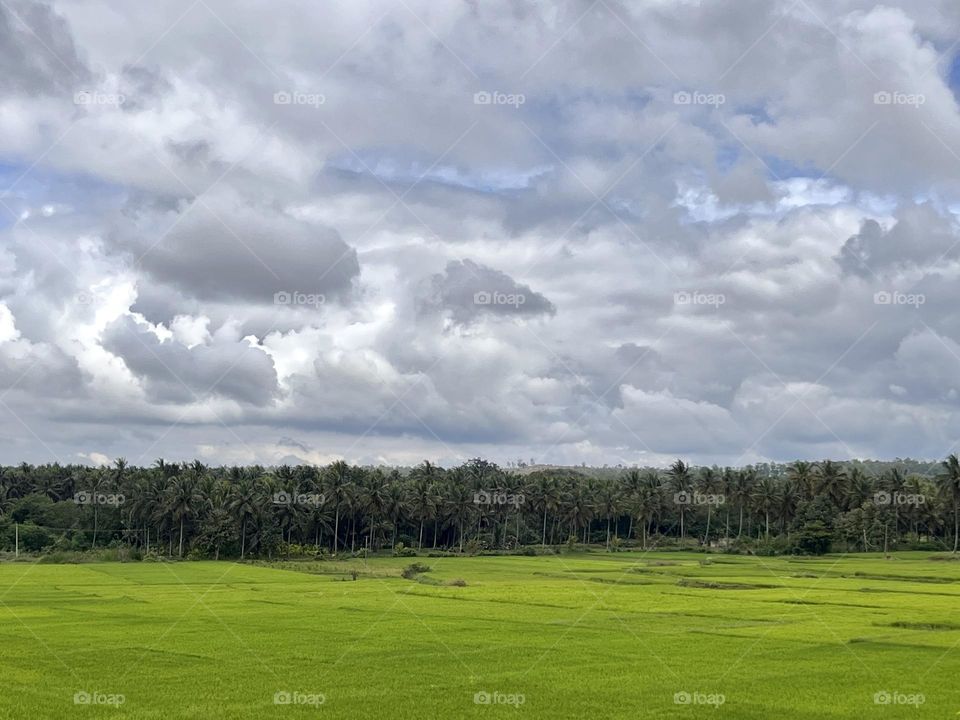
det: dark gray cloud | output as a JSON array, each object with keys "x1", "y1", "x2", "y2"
[
  {"x1": 421, "y1": 259, "x2": 555, "y2": 324},
  {"x1": 0, "y1": 0, "x2": 89, "y2": 95},
  {"x1": 837, "y1": 205, "x2": 960, "y2": 277},
  {"x1": 111, "y1": 197, "x2": 359, "y2": 305},
  {"x1": 101, "y1": 316, "x2": 280, "y2": 406}
]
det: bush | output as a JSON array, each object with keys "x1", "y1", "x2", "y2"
[
  {"x1": 448, "y1": 578, "x2": 467, "y2": 587},
  {"x1": 16, "y1": 523, "x2": 53, "y2": 552},
  {"x1": 401, "y1": 562, "x2": 431, "y2": 579},
  {"x1": 393, "y1": 542, "x2": 417, "y2": 557}
]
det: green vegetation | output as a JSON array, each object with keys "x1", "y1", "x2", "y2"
[
  {"x1": 2, "y1": 552, "x2": 958, "y2": 718},
  {"x1": 2, "y1": 456, "x2": 959, "y2": 561}
]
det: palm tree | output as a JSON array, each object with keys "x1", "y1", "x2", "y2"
[
  {"x1": 596, "y1": 480, "x2": 621, "y2": 549},
  {"x1": 668, "y1": 459, "x2": 693, "y2": 542},
  {"x1": 695, "y1": 467, "x2": 719, "y2": 545},
  {"x1": 408, "y1": 475, "x2": 438, "y2": 551},
  {"x1": 164, "y1": 474, "x2": 204, "y2": 557},
  {"x1": 938, "y1": 454, "x2": 960, "y2": 552},
  {"x1": 629, "y1": 477, "x2": 661, "y2": 549},
  {"x1": 526, "y1": 473, "x2": 558, "y2": 547},
  {"x1": 323, "y1": 461, "x2": 353, "y2": 554},
  {"x1": 787, "y1": 461, "x2": 817, "y2": 500},
  {"x1": 733, "y1": 469, "x2": 756, "y2": 538},
  {"x1": 753, "y1": 477, "x2": 777, "y2": 538},
  {"x1": 383, "y1": 480, "x2": 408, "y2": 550},
  {"x1": 228, "y1": 475, "x2": 262, "y2": 559}
]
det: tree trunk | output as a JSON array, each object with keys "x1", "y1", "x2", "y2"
[
  {"x1": 178, "y1": 516, "x2": 184, "y2": 557},
  {"x1": 333, "y1": 507, "x2": 340, "y2": 554},
  {"x1": 241, "y1": 518, "x2": 247, "y2": 559},
  {"x1": 704, "y1": 506, "x2": 712, "y2": 546},
  {"x1": 542, "y1": 509, "x2": 548, "y2": 546},
  {"x1": 418, "y1": 520, "x2": 424, "y2": 550}
]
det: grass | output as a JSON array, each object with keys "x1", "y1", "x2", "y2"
[{"x1": 1, "y1": 551, "x2": 959, "y2": 718}]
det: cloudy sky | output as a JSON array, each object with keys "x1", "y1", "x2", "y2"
[{"x1": 2, "y1": 0, "x2": 960, "y2": 468}]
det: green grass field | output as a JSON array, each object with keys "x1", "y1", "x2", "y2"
[{"x1": 1, "y1": 551, "x2": 958, "y2": 718}]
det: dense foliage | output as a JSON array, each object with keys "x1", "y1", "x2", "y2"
[{"x1": 2, "y1": 455, "x2": 960, "y2": 558}]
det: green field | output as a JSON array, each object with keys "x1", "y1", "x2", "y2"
[{"x1": 1, "y1": 552, "x2": 958, "y2": 718}]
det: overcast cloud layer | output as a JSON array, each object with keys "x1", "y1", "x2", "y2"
[{"x1": 2, "y1": 0, "x2": 960, "y2": 468}]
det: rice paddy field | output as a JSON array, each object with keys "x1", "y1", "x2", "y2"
[{"x1": 1, "y1": 551, "x2": 958, "y2": 718}]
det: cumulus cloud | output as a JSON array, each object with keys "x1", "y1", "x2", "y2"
[{"x1": 1, "y1": 0, "x2": 960, "y2": 466}]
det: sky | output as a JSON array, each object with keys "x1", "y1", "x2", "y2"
[{"x1": 2, "y1": 0, "x2": 960, "y2": 469}]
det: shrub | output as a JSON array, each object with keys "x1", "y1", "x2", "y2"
[
  {"x1": 393, "y1": 542, "x2": 417, "y2": 557},
  {"x1": 401, "y1": 562, "x2": 431, "y2": 579},
  {"x1": 448, "y1": 578, "x2": 467, "y2": 587}
]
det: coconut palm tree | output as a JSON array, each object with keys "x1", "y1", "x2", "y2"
[
  {"x1": 668, "y1": 459, "x2": 693, "y2": 542},
  {"x1": 164, "y1": 474, "x2": 204, "y2": 557},
  {"x1": 323, "y1": 461, "x2": 353, "y2": 554},
  {"x1": 695, "y1": 467, "x2": 719, "y2": 545},
  {"x1": 938, "y1": 454, "x2": 960, "y2": 552},
  {"x1": 753, "y1": 477, "x2": 778, "y2": 538},
  {"x1": 228, "y1": 475, "x2": 262, "y2": 559},
  {"x1": 787, "y1": 460, "x2": 817, "y2": 500}
]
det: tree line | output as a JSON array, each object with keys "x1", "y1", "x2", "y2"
[{"x1": 2, "y1": 455, "x2": 960, "y2": 558}]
